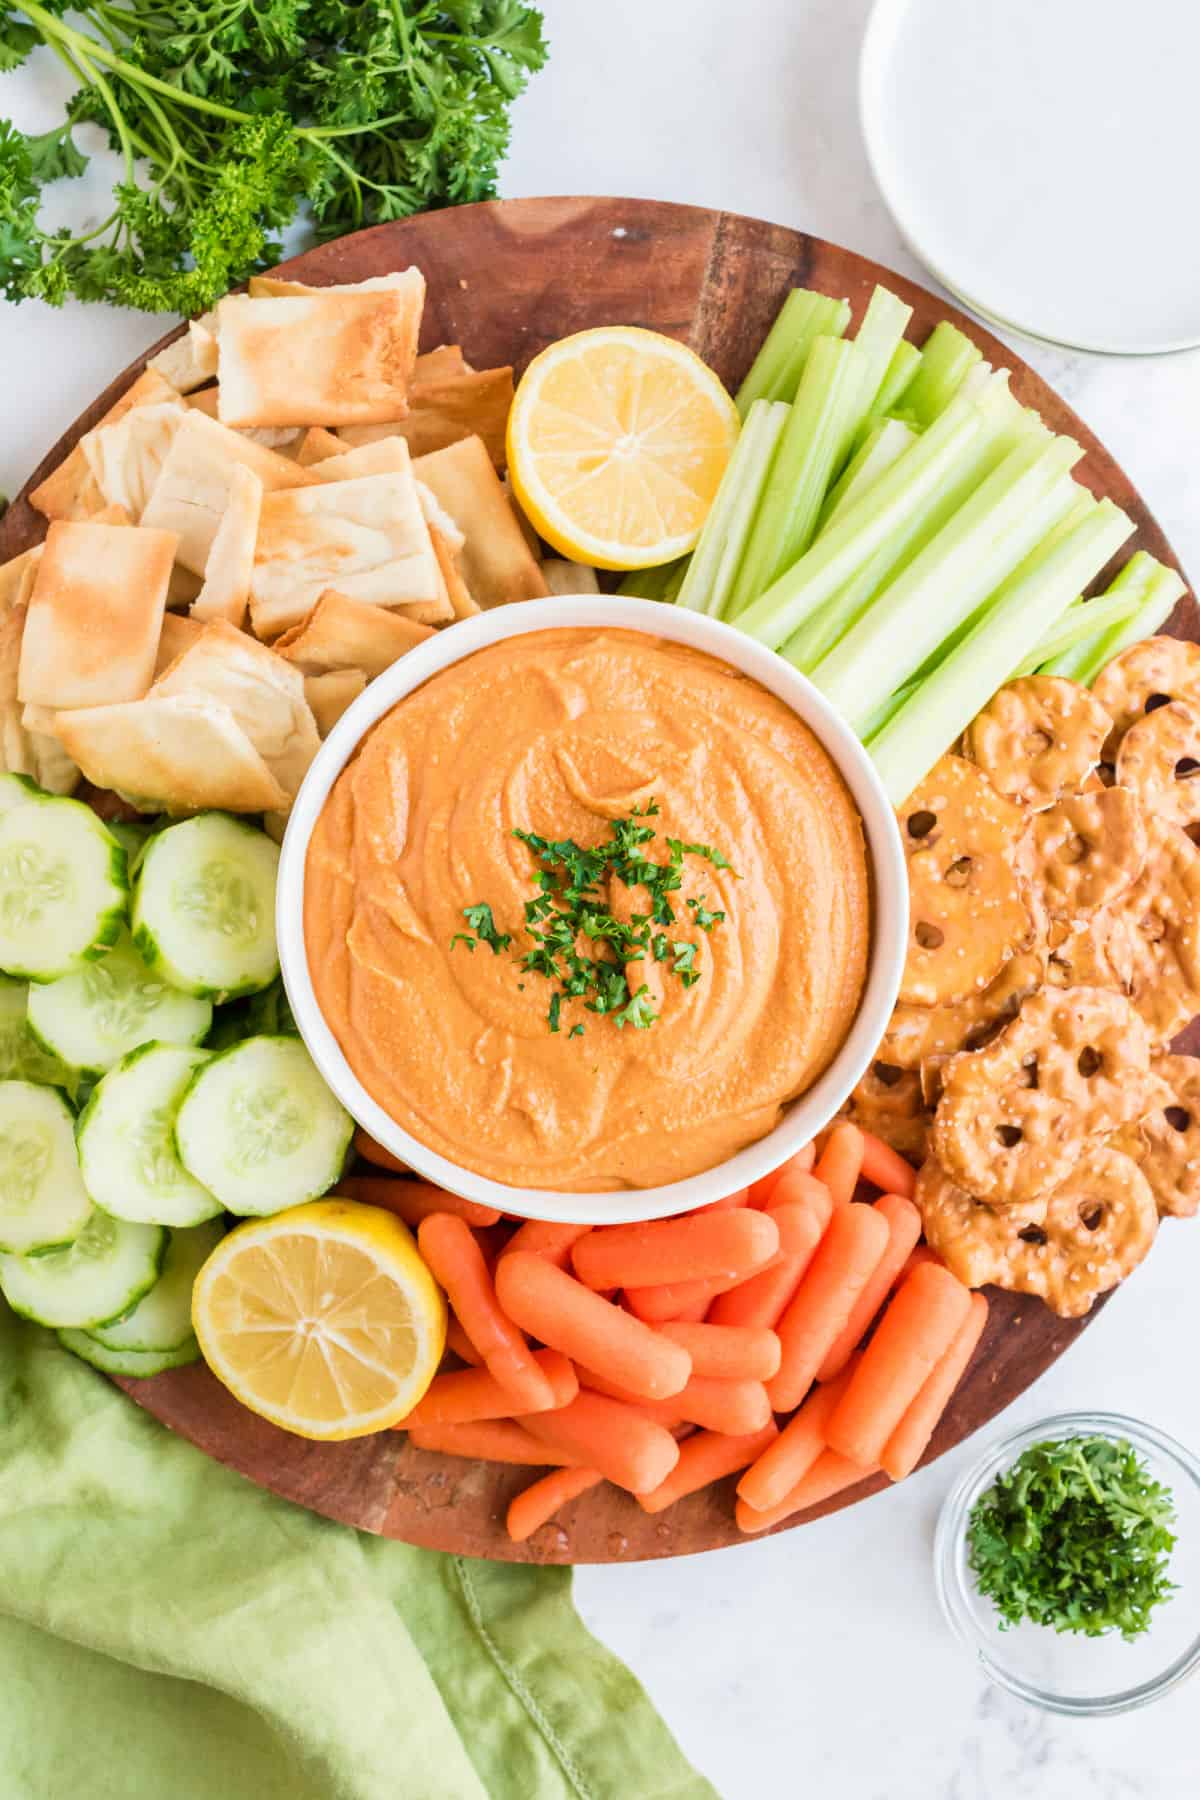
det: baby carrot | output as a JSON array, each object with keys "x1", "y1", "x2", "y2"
[
  {"x1": 826, "y1": 1262, "x2": 974, "y2": 1468},
  {"x1": 521, "y1": 1391, "x2": 680, "y2": 1493},
  {"x1": 638, "y1": 1423, "x2": 779, "y2": 1514},
  {"x1": 499, "y1": 1220, "x2": 592, "y2": 1268},
  {"x1": 624, "y1": 1275, "x2": 735, "y2": 1322},
  {"x1": 881, "y1": 1292, "x2": 989, "y2": 1482},
  {"x1": 664, "y1": 1291, "x2": 715, "y2": 1323},
  {"x1": 674, "y1": 1375, "x2": 772, "y2": 1435},
  {"x1": 399, "y1": 1349, "x2": 577, "y2": 1428},
  {"x1": 812, "y1": 1121, "x2": 865, "y2": 1208},
  {"x1": 417, "y1": 1214, "x2": 555, "y2": 1412},
  {"x1": 766, "y1": 1202, "x2": 889, "y2": 1412},
  {"x1": 735, "y1": 1450, "x2": 874, "y2": 1532},
  {"x1": 341, "y1": 1175, "x2": 502, "y2": 1229},
  {"x1": 769, "y1": 1169, "x2": 834, "y2": 1234},
  {"x1": 495, "y1": 1252, "x2": 691, "y2": 1399},
  {"x1": 507, "y1": 1467, "x2": 604, "y2": 1543},
  {"x1": 898, "y1": 1244, "x2": 942, "y2": 1281},
  {"x1": 353, "y1": 1127, "x2": 410, "y2": 1173},
  {"x1": 748, "y1": 1143, "x2": 815, "y2": 1208},
  {"x1": 858, "y1": 1130, "x2": 917, "y2": 1200},
  {"x1": 407, "y1": 1419, "x2": 577, "y2": 1466},
  {"x1": 706, "y1": 1202, "x2": 824, "y2": 1331},
  {"x1": 444, "y1": 1315, "x2": 483, "y2": 1367},
  {"x1": 816, "y1": 1193, "x2": 923, "y2": 1383},
  {"x1": 658, "y1": 1320, "x2": 781, "y2": 1382},
  {"x1": 577, "y1": 1369, "x2": 688, "y2": 1429},
  {"x1": 737, "y1": 1357, "x2": 859, "y2": 1514},
  {"x1": 572, "y1": 1210, "x2": 779, "y2": 1293}
]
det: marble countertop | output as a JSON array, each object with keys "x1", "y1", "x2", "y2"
[{"x1": 2, "y1": 3, "x2": 1197, "y2": 1794}]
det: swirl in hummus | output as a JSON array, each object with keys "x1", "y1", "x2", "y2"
[{"x1": 304, "y1": 628, "x2": 871, "y2": 1189}]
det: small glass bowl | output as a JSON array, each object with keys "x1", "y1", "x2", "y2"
[{"x1": 935, "y1": 1411, "x2": 1200, "y2": 1715}]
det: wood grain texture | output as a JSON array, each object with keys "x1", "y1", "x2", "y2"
[{"x1": 3, "y1": 195, "x2": 1193, "y2": 1563}]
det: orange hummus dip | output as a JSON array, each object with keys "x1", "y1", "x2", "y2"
[{"x1": 305, "y1": 628, "x2": 871, "y2": 1190}]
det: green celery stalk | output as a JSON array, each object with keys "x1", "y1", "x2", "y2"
[
  {"x1": 725, "y1": 337, "x2": 865, "y2": 616},
  {"x1": 811, "y1": 434, "x2": 1085, "y2": 732},
  {"x1": 818, "y1": 417, "x2": 916, "y2": 534},
  {"x1": 734, "y1": 390, "x2": 988, "y2": 650},
  {"x1": 839, "y1": 285, "x2": 914, "y2": 460},
  {"x1": 1042, "y1": 553, "x2": 1187, "y2": 683},
  {"x1": 735, "y1": 289, "x2": 852, "y2": 416},
  {"x1": 676, "y1": 400, "x2": 789, "y2": 616},
  {"x1": 859, "y1": 676, "x2": 919, "y2": 743},
  {"x1": 617, "y1": 560, "x2": 685, "y2": 599},
  {"x1": 895, "y1": 321, "x2": 982, "y2": 428},
  {"x1": 849, "y1": 339, "x2": 922, "y2": 456},
  {"x1": 869, "y1": 499, "x2": 1135, "y2": 803},
  {"x1": 1013, "y1": 589, "x2": 1141, "y2": 677}
]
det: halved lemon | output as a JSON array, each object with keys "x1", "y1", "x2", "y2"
[
  {"x1": 192, "y1": 1199, "x2": 446, "y2": 1441},
  {"x1": 507, "y1": 326, "x2": 740, "y2": 569}
]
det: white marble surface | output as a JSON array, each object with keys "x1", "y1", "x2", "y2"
[{"x1": 2, "y1": 4, "x2": 1198, "y2": 1795}]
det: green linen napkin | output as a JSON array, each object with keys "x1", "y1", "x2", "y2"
[{"x1": 0, "y1": 1305, "x2": 716, "y2": 1800}]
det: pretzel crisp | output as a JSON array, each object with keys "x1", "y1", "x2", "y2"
[
  {"x1": 1113, "y1": 700, "x2": 1200, "y2": 832},
  {"x1": 917, "y1": 1147, "x2": 1158, "y2": 1317},
  {"x1": 844, "y1": 1062, "x2": 930, "y2": 1163},
  {"x1": 898, "y1": 754, "x2": 1030, "y2": 1007},
  {"x1": 1116, "y1": 814, "x2": 1200, "y2": 1043},
  {"x1": 1092, "y1": 635, "x2": 1200, "y2": 747},
  {"x1": 1112, "y1": 1054, "x2": 1200, "y2": 1219},
  {"x1": 931, "y1": 986, "x2": 1151, "y2": 1206},
  {"x1": 966, "y1": 676, "x2": 1112, "y2": 807},
  {"x1": 879, "y1": 949, "x2": 1045, "y2": 1071},
  {"x1": 1019, "y1": 786, "x2": 1147, "y2": 920}
]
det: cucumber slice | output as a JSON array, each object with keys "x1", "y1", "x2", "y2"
[
  {"x1": 0, "y1": 773, "x2": 39, "y2": 814},
  {"x1": 0, "y1": 1205, "x2": 164, "y2": 1328},
  {"x1": 0, "y1": 794, "x2": 127, "y2": 981},
  {"x1": 174, "y1": 1035, "x2": 353, "y2": 1216},
  {"x1": 27, "y1": 930, "x2": 212, "y2": 1076},
  {"x1": 107, "y1": 819, "x2": 161, "y2": 879},
  {"x1": 132, "y1": 814, "x2": 279, "y2": 1000},
  {"x1": 0, "y1": 1080, "x2": 91, "y2": 1253},
  {"x1": 57, "y1": 1328, "x2": 200, "y2": 1377},
  {"x1": 91, "y1": 1217, "x2": 225, "y2": 1351},
  {"x1": 77, "y1": 1042, "x2": 222, "y2": 1226},
  {"x1": 0, "y1": 974, "x2": 78, "y2": 1096}
]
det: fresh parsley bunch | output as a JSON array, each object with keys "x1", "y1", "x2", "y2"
[{"x1": 0, "y1": 0, "x2": 548, "y2": 312}]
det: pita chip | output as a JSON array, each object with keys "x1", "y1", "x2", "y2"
[
  {"x1": 309, "y1": 437, "x2": 411, "y2": 484},
  {"x1": 305, "y1": 669, "x2": 367, "y2": 737},
  {"x1": 249, "y1": 469, "x2": 447, "y2": 637},
  {"x1": 81, "y1": 401, "x2": 187, "y2": 519},
  {"x1": 0, "y1": 544, "x2": 43, "y2": 614},
  {"x1": 147, "y1": 314, "x2": 219, "y2": 394},
  {"x1": 414, "y1": 436, "x2": 548, "y2": 607},
  {"x1": 541, "y1": 559, "x2": 601, "y2": 596},
  {"x1": 296, "y1": 427, "x2": 345, "y2": 467},
  {"x1": 151, "y1": 618, "x2": 320, "y2": 804},
  {"x1": 216, "y1": 270, "x2": 425, "y2": 428},
  {"x1": 56, "y1": 695, "x2": 287, "y2": 814},
  {"x1": 141, "y1": 408, "x2": 312, "y2": 576},
  {"x1": 273, "y1": 590, "x2": 434, "y2": 678},
  {"x1": 0, "y1": 607, "x2": 78, "y2": 794},
  {"x1": 186, "y1": 385, "x2": 301, "y2": 452},
  {"x1": 414, "y1": 482, "x2": 477, "y2": 620},
  {"x1": 29, "y1": 367, "x2": 179, "y2": 522},
  {"x1": 19, "y1": 521, "x2": 176, "y2": 709},
  {"x1": 190, "y1": 463, "x2": 262, "y2": 627},
  {"x1": 154, "y1": 612, "x2": 206, "y2": 677},
  {"x1": 338, "y1": 364, "x2": 513, "y2": 467},
  {"x1": 414, "y1": 345, "x2": 471, "y2": 380},
  {"x1": 247, "y1": 271, "x2": 421, "y2": 300}
]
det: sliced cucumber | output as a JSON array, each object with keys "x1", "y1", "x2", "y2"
[
  {"x1": 107, "y1": 819, "x2": 162, "y2": 879},
  {"x1": 0, "y1": 1204, "x2": 164, "y2": 1328},
  {"x1": 27, "y1": 930, "x2": 212, "y2": 1076},
  {"x1": 0, "y1": 794, "x2": 127, "y2": 981},
  {"x1": 0, "y1": 974, "x2": 78, "y2": 1096},
  {"x1": 174, "y1": 1035, "x2": 353, "y2": 1216},
  {"x1": 91, "y1": 1217, "x2": 225, "y2": 1351},
  {"x1": 77, "y1": 1042, "x2": 222, "y2": 1226},
  {"x1": 0, "y1": 773, "x2": 39, "y2": 814},
  {"x1": 57, "y1": 1327, "x2": 200, "y2": 1377},
  {"x1": 132, "y1": 814, "x2": 279, "y2": 1000},
  {"x1": 0, "y1": 1080, "x2": 91, "y2": 1253}
]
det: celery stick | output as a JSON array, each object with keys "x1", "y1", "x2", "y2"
[
  {"x1": 676, "y1": 400, "x2": 789, "y2": 616},
  {"x1": 1014, "y1": 590, "x2": 1141, "y2": 678},
  {"x1": 818, "y1": 417, "x2": 916, "y2": 534},
  {"x1": 735, "y1": 290, "x2": 852, "y2": 416},
  {"x1": 870, "y1": 501, "x2": 1135, "y2": 803},
  {"x1": 726, "y1": 337, "x2": 865, "y2": 616},
  {"x1": 811, "y1": 435, "x2": 1085, "y2": 732},
  {"x1": 859, "y1": 676, "x2": 919, "y2": 744},
  {"x1": 1046, "y1": 555, "x2": 1188, "y2": 684},
  {"x1": 895, "y1": 321, "x2": 982, "y2": 429},
  {"x1": 840, "y1": 286, "x2": 914, "y2": 460},
  {"x1": 849, "y1": 340, "x2": 922, "y2": 456},
  {"x1": 734, "y1": 391, "x2": 987, "y2": 650},
  {"x1": 617, "y1": 557, "x2": 688, "y2": 600}
]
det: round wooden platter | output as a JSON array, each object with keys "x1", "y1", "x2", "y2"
[{"x1": 3, "y1": 197, "x2": 1195, "y2": 1563}]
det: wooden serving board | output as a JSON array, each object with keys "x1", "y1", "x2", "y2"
[{"x1": 3, "y1": 197, "x2": 1195, "y2": 1564}]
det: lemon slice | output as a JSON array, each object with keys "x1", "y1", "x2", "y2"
[
  {"x1": 506, "y1": 326, "x2": 740, "y2": 569},
  {"x1": 191, "y1": 1199, "x2": 445, "y2": 1441}
]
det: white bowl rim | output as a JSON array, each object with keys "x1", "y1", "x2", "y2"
[{"x1": 277, "y1": 595, "x2": 908, "y2": 1225}]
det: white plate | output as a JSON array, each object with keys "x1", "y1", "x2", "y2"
[{"x1": 860, "y1": 0, "x2": 1200, "y2": 355}]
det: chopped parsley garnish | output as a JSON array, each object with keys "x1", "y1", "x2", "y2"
[
  {"x1": 449, "y1": 934, "x2": 476, "y2": 953},
  {"x1": 967, "y1": 1435, "x2": 1177, "y2": 1641},
  {"x1": 451, "y1": 800, "x2": 734, "y2": 1035}
]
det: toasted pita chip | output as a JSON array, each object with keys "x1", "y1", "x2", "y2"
[
  {"x1": 151, "y1": 618, "x2": 319, "y2": 804},
  {"x1": 249, "y1": 469, "x2": 447, "y2": 637},
  {"x1": 305, "y1": 669, "x2": 367, "y2": 737},
  {"x1": 56, "y1": 695, "x2": 287, "y2": 814},
  {"x1": 414, "y1": 436, "x2": 549, "y2": 607},
  {"x1": 248, "y1": 271, "x2": 421, "y2": 300},
  {"x1": 29, "y1": 368, "x2": 180, "y2": 522},
  {"x1": 20, "y1": 702, "x2": 58, "y2": 736},
  {"x1": 296, "y1": 427, "x2": 345, "y2": 467},
  {"x1": 190, "y1": 463, "x2": 262, "y2": 627},
  {"x1": 80, "y1": 401, "x2": 187, "y2": 519},
  {"x1": 414, "y1": 345, "x2": 471, "y2": 380},
  {"x1": 19, "y1": 521, "x2": 176, "y2": 709},
  {"x1": 141, "y1": 409, "x2": 313, "y2": 576},
  {"x1": 154, "y1": 612, "x2": 206, "y2": 677},
  {"x1": 413, "y1": 480, "x2": 477, "y2": 618},
  {"x1": 167, "y1": 563, "x2": 204, "y2": 608},
  {"x1": 309, "y1": 438, "x2": 411, "y2": 483},
  {"x1": 338, "y1": 364, "x2": 513, "y2": 467},
  {"x1": 273, "y1": 591, "x2": 434, "y2": 678},
  {"x1": 0, "y1": 544, "x2": 43, "y2": 613},
  {"x1": 542, "y1": 559, "x2": 601, "y2": 596},
  {"x1": 0, "y1": 606, "x2": 79, "y2": 793},
  {"x1": 186, "y1": 385, "x2": 302, "y2": 452},
  {"x1": 148, "y1": 315, "x2": 219, "y2": 394},
  {"x1": 216, "y1": 271, "x2": 425, "y2": 428},
  {"x1": 502, "y1": 475, "x2": 543, "y2": 562}
]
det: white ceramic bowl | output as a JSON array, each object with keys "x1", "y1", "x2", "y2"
[{"x1": 278, "y1": 597, "x2": 907, "y2": 1224}]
